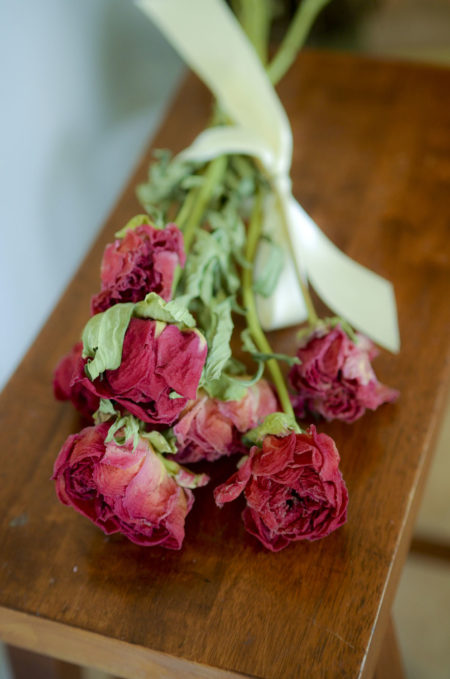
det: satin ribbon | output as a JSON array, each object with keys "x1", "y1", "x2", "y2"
[{"x1": 136, "y1": 0, "x2": 400, "y2": 352}]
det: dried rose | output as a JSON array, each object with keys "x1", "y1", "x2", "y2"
[
  {"x1": 214, "y1": 426, "x2": 348, "y2": 552},
  {"x1": 73, "y1": 317, "x2": 207, "y2": 426},
  {"x1": 91, "y1": 221, "x2": 185, "y2": 315},
  {"x1": 53, "y1": 342, "x2": 99, "y2": 420},
  {"x1": 289, "y1": 325, "x2": 398, "y2": 423},
  {"x1": 52, "y1": 422, "x2": 207, "y2": 549},
  {"x1": 173, "y1": 380, "x2": 278, "y2": 463}
]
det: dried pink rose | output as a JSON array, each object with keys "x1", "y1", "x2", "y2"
[
  {"x1": 289, "y1": 325, "x2": 398, "y2": 423},
  {"x1": 53, "y1": 342, "x2": 99, "y2": 420},
  {"x1": 214, "y1": 426, "x2": 348, "y2": 552},
  {"x1": 52, "y1": 422, "x2": 207, "y2": 549},
  {"x1": 72, "y1": 318, "x2": 207, "y2": 426},
  {"x1": 91, "y1": 222, "x2": 185, "y2": 315},
  {"x1": 173, "y1": 379, "x2": 278, "y2": 463}
]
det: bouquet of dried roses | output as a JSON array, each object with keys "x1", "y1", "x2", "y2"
[{"x1": 52, "y1": 0, "x2": 399, "y2": 552}]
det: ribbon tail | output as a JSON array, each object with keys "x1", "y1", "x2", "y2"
[
  {"x1": 136, "y1": 0, "x2": 292, "y2": 172},
  {"x1": 286, "y1": 198, "x2": 400, "y2": 353},
  {"x1": 255, "y1": 194, "x2": 308, "y2": 330}
]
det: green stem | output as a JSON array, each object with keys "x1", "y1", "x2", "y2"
[
  {"x1": 179, "y1": 155, "x2": 228, "y2": 252},
  {"x1": 174, "y1": 189, "x2": 197, "y2": 230},
  {"x1": 268, "y1": 0, "x2": 332, "y2": 85},
  {"x1": 236, "y1": 0, "x2": 322, "y2": 325},
  {"x1": 277, "y1": 198, "x2": 319, "y2": 326},
  {"x1": 172, "y1": 155, "x2": 228, "y2": 294},
  {"x1": 242, "y1": 191, "x2": 295, "y2": 419},
  {"x1": 233, "y1": 0, "x2": 272, "y2": 65},
  {"x1": 297, "y1": 273, "x2": 318, "y2": 326}
]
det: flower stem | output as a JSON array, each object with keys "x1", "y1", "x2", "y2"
[
  {"x1": 233, "y1": 0, "x2": 272, "y2": 65},
  {"x1": 273, "y1": 187, "x2": 319, "y2": 326},
  {"x1": 236, "y1": 0, "x2": 322, "y2": 326},
  {"x1": 267, "y1": 0, "x2": 332, "y2": 85},
  {"x1": 178, "y1": 155, "x2": 228, "y2": 253},
  {"x1": 172, "y1": 155, "x2": 228, "y2": 294},
  {"x1": 242, "y1": 191, "x2": 295, "y2": 419}
]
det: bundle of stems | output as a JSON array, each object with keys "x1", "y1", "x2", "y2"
[{"x1": 138, "y1": 0, "x2": 331, "y2": 420}]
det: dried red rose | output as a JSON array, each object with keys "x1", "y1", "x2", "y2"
[
  {"x1": 173, "y1": 380, "x2": 278, "y2": 463},
  {"x1": 52, "y1": 422, "x2": 205, "y2": 549},
  {"x1": 289, "y1": 325, "x2": 398, "y2": 423},
  {"x1": 214, "y1": 426, "x2": 348, "y2": 551},
  {"x1": 72, "y1": 318, "x2": 207, "y2": 426},
  {"x1": 53, "y1": 342, "x2": 99, "y2": 420},
  {"x1": 91, "y1": 222, "x2": 185, "y2": 315}
]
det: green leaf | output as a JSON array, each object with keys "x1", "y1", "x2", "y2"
[
  {"x1": 136, "y1": 149, "x2": 200, "y2": 222},
  {"x1": 158, "y1": 454, "x2": 209, "y2": 488},
  {"x1": 82, "y1": 303, "x2": 135, "y2": 381},
  {"x1": 202, "y1": 298, "x2": 234, "y2": 383},
  {"x1": 141, "y1": 430, "x2": 177, "y2": 455},
  {"x1": 245, "y1": 412, "x2": 301, "y2": 444},
  {"x1": 202, "y1": 373, "x2": 247, "y2": 402},
  {"x1": 253, "y1": 238, "x2": 284, "y2": 298},
  {"x1": 177, "y1": 205, "x2": 244, "y2": 306},
  {"x1": 180, "y1": 175, "x2": 204, "y2": 190},
  {"x1": 134, "y1": 292, "x2": 196, "y2": 328},
  {"x1": 114, "y1": 214, "x2": 155, "y2": 239},
  {"x1": 241, "y1": 327, "x2": 259, "y2": 354},
  {"x1": 104, "y1": 413, "x2": 141, "y2": 450},
  {"x1": 93, "y1": 399, "x2": 118, "y2": 424},
  {"x1": 233, "y1": 361, "x2": 265, "y2": 387},
  {"x1": 178, "y1": 230, "x2": 223, "y2": 305},
  {"x1": 296, "y1": 317, "x2": 357, "y2": 345},
  {"x1": 225, "y1": 357, "x2": 247, "y2": 375},
  {"x1": 252, "y1": 351, "x2": 300, "y2": 366},
  {"x1": 327, "y1": 316, "x2": 357, "y2": 343},
  {"x1": 241, "y1": 328, "x2": 300, "y2": 366}
]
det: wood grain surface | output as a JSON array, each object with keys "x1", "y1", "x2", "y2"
[{"x1": 1, "y1": 51, "x2": 449, "y2": 679}]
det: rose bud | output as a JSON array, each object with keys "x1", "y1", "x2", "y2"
[
  {"x1": 73, "y1": 318, "x2": 207, "y2": 426},
  {"x1": 214, "y1": 425, "x2": 348, "y2": 552},
  {"x1": 173, "y1": 379, "x2": 278, "y2": 463},
  {"x1": 289, "y1": 324, "x2": 398, "y2": 423},
  {"x1": 91, "y1": 220, "x2": 185, "y2": 315},
  {"x1": 53, "y1": 342, "x2": 99, "y2": 420},
  {"x1": 52, "y1": 422, "x2": 208, "y2": 549}
]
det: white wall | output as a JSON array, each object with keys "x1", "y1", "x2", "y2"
[{"x1": 0, "y1": 0, "x2": 183, "y2": 389}]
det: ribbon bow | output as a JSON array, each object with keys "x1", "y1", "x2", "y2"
[{"x1": 137, "y1": 0, "x2": 400, "y2": 353}]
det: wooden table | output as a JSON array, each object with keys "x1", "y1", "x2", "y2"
[{"x1": 1, "y1": 51, "x2": 449, "y2": 679}]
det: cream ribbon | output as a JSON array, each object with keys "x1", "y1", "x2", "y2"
[{"x1": 136, "y1": 0, "x2": 400, "y2": 352}]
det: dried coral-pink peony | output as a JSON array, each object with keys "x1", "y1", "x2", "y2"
[
  {"x1": 73, "y1": 318, "x2": 207, "y2": 425},
  {"x1": 53, "y1": 342, "x2": 99, "y2": 420},
  {"x1": 214, "y1": 426, "x2": 348, "y2": 552},
  {"x1": 91, "y1": 222, "x2": 185, "y2": 315},
  {"x1": 173, "y1": 379, "x2": 278, "y2": 463},
  {"x1": 289, "y1": 325, "x2": 398, "y2": 423},
  {"x1": 52, "y1": 422, "x2": 203, "y2": 549}
]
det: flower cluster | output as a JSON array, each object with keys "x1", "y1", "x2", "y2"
[
  {"x1": 53, "y1": 205, "x2": 398, "y2": 553},
  {"x1": 53, "y1": 217, "x2": 280, "y2": 549}
]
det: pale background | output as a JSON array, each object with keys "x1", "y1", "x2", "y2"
[
  {"x1": 0, "y1": 0, "x2": 184, "y2": 391},
  {"x1": 1, "y1": 1, "x2": 449, "y2": 678}
]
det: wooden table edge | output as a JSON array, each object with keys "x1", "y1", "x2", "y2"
[
  {"x1": 359, "y1": 381, "x2": 450, "y2": 678},
  {"x1": 0, "y1": 607, "x2": 252, "y2": 679}
]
